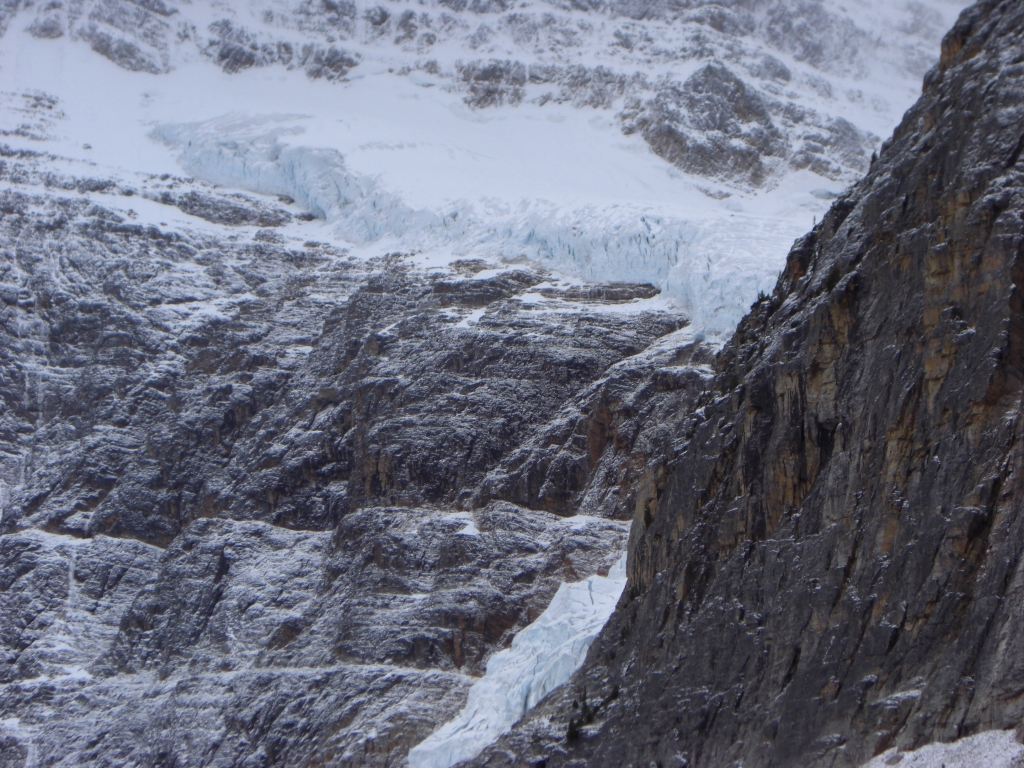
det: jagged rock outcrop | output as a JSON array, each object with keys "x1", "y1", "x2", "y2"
[
  {"x1": 470, "y1": 1, "x2": 1024, "y2": 765},
  {"x1": 475, "y1": 331, "x2": 715, "y2": 520},
  {"x1": 0, "y1": 144, "x2": 700, "y2": 763},
  {"x1": 622, "y1": 63, "x2": 790, "y2": 187}
]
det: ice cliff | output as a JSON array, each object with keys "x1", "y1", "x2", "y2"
[{"x1": 154, "y1": 115, "x2": 801, "y2": 335}]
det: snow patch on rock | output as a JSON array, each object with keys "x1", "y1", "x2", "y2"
[{"x1": 861, "y1": 730, "x2": 1024, "y2": 768}]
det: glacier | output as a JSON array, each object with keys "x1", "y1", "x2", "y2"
[
  {"x1": 2, "y1": 0, "x2": 969, "y2": 338},
  {"x1": 408, "y1": 554, "x2": 628, "y2": 768},
  {"x1": 154, "y1": 115, "x2": 803, "y2": 335}
]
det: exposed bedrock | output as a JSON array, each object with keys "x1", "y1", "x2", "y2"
[
  {"x1": 0, "y1": 153, "x2": 705, "y2": 762},
  {"x1": 623, "y1": 62, "x2": 789, "y2": 188},
  {"x1": 470, "y1": 1, "x2": 1024, "y2": 766},
  {"x1": 0, "y1": 196, "x2": 682, "y2": 546}
]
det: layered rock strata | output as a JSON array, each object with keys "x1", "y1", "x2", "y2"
[{"x1": 0, "y1": 144, "x2": 707, "y2": 763}]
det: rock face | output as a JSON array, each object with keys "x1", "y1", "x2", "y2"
[
  {"x1": 0, "y1": 138, "x2": 705, "y2": 762},
  {"x1": 623, "y1": 62, "x2": 788, "y2": 188},
  {"x1": 0, "y1": 173, "x2": 681, "y2": 545},
  {"x1": 470, "y1": 1, "x2": 1024, "y2": 766}
]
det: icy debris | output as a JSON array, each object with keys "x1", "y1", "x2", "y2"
[
  {"x1": 407, "y1": 554, "x2": 628, "y2": 768},
  {"x1": 861, "y1": 730, "x2": 1024, "y2": 768}
]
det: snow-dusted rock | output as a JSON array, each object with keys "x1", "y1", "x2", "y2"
[
  {"x1": 861, "y1": 730, "x2": 1024, "y2": 768},
  {"x1": 0, "y1": 142, "x2": 695, "y2": 764},
  {"x1": 0, "y1": 1, "x2": 978, "y2": 766}
]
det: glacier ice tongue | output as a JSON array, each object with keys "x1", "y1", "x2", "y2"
[
  {"x1": 151, "y1": 116, "x2": 443, "y2": 243},
  {"x1": 407, "y1": 554, "x2": 628, "y2": 768}
]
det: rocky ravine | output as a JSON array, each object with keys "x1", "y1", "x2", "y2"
[{"x1": 470, "y1": 1, "x2": 1024, "y2": 766}]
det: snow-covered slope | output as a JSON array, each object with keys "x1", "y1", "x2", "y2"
[
  {"x1": 862, "y1": 730, "x2": 1024, "y2": 768},
  {"x1": 0, "y1": 0, "x2": 969, "y2": 334}
]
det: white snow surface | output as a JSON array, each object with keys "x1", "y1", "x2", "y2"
[
  {"x1": 0, "y1": 0, "x2": 970, "y2": 335},
  {"x1": 861, "y1": 730, "x2": 1024, "y2": 768},
  {"x1": 408, "y1": 553, "x2": 627, "y2": 768}
]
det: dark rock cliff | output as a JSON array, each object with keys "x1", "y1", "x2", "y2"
[{"x1": 471, "y1": 1, "x2": 1024, "y2": 765}]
